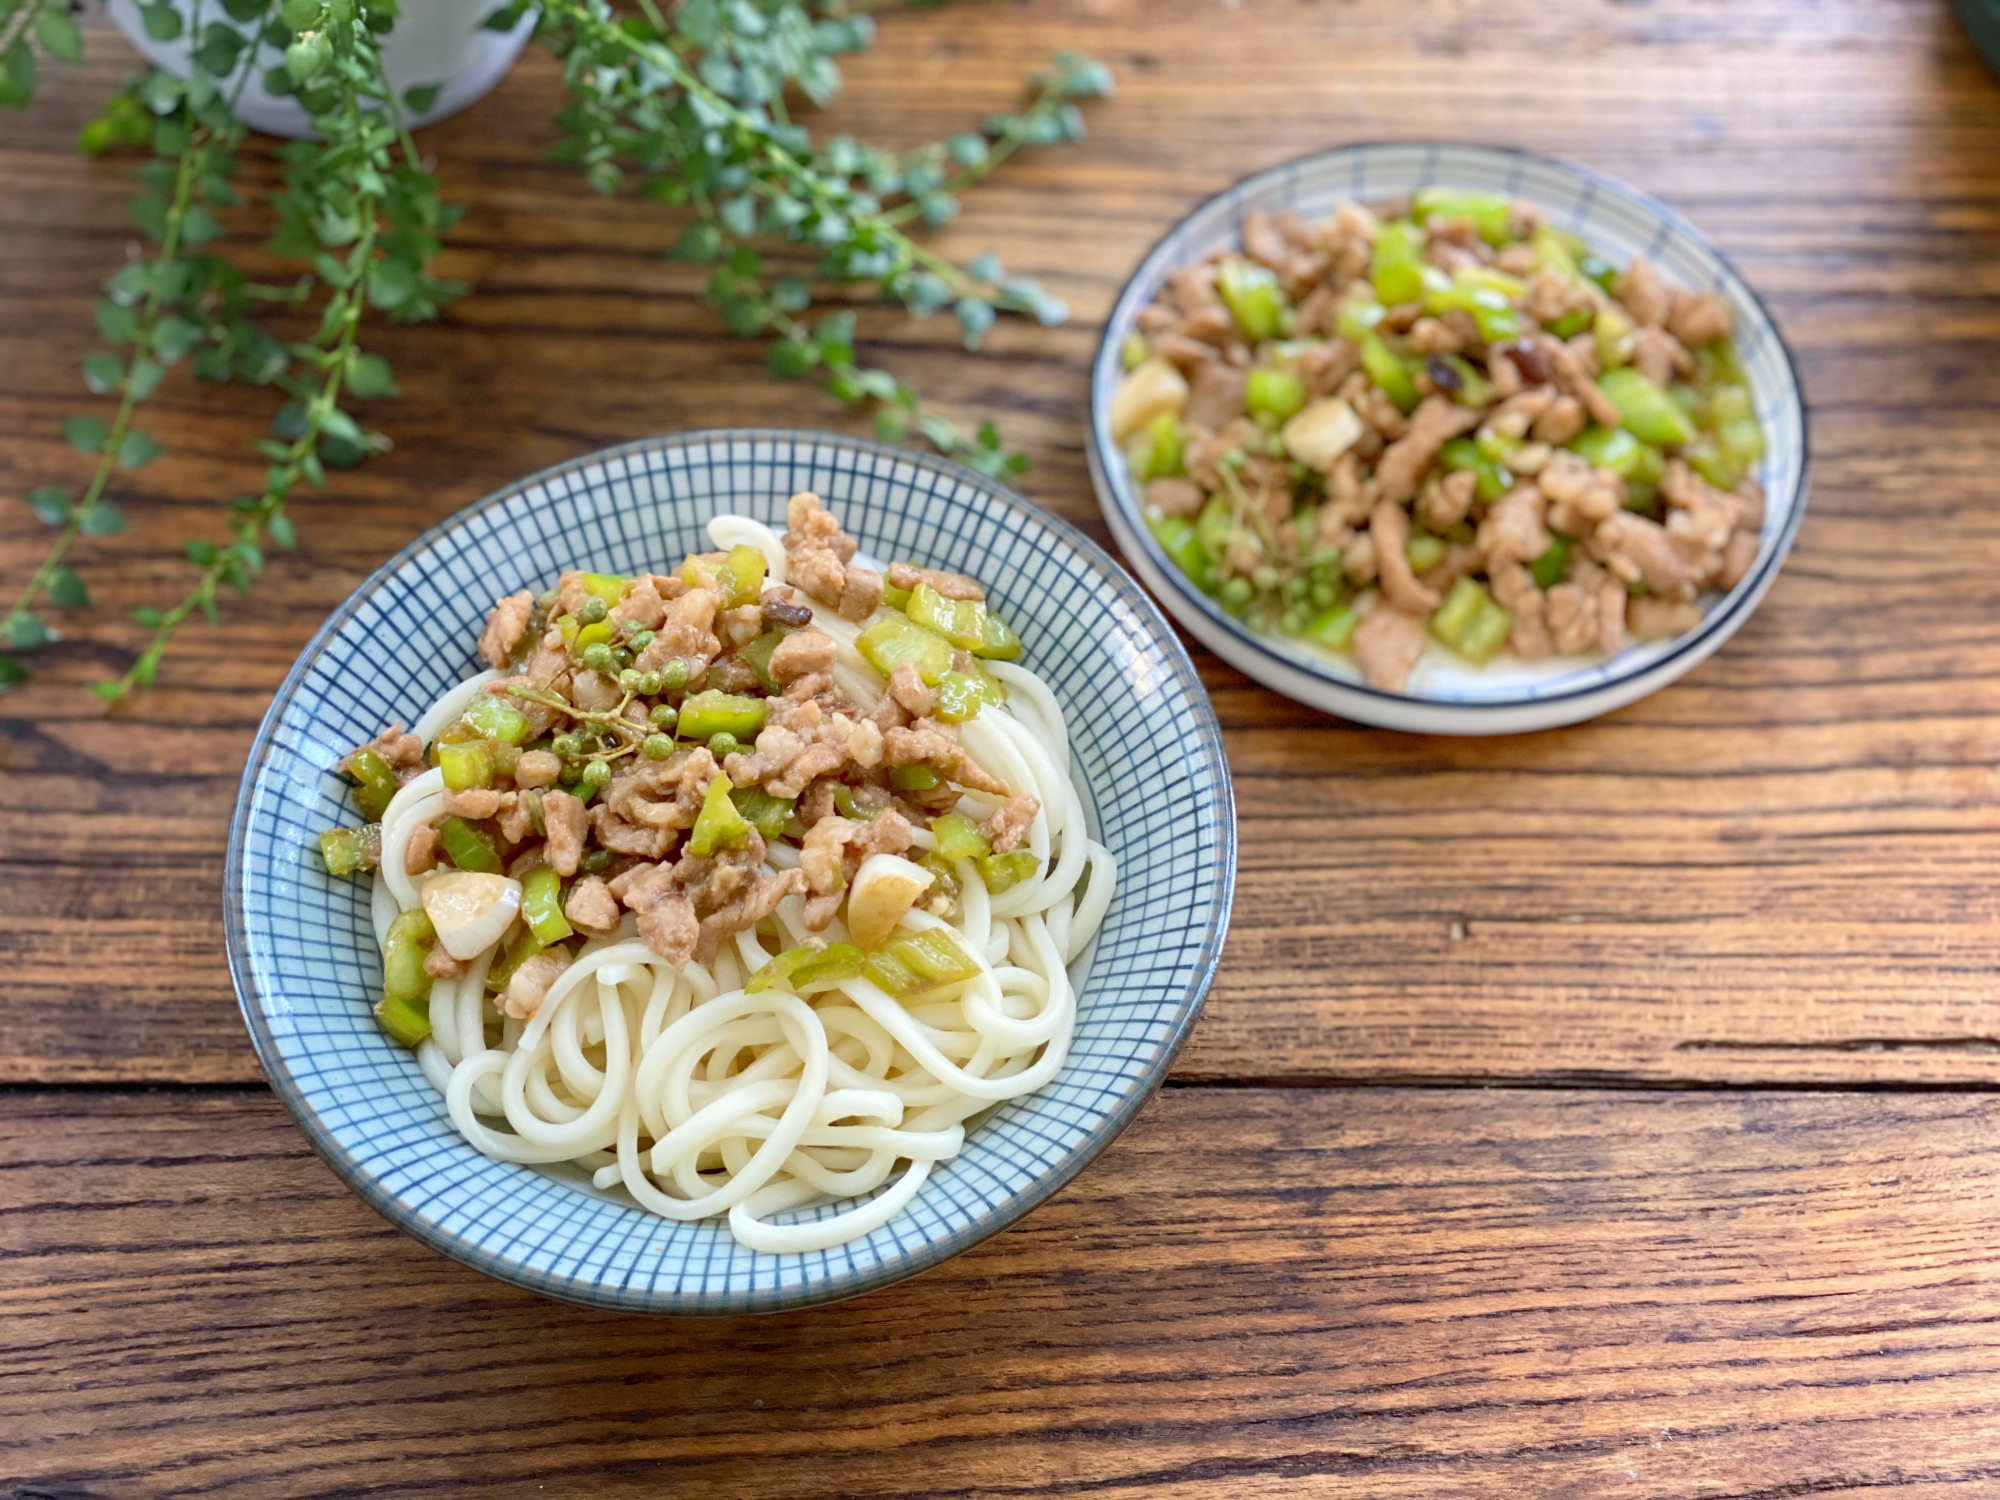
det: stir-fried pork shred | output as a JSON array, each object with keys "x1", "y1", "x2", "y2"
[
  {"x1": 338, "y1": 495, "x2": 1037, "y2": 979},
  {"x1": 1119, "y1": 196, "x2": 1768, "y2": 691}
]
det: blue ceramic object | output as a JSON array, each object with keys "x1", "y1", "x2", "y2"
[
  {"x1": 227, "y1": 431, "x2": 1235, "y2": 1314},
  {"x1": 1960, "y1": 0, "x2": 2000, "y2": 74},
  {"x1": 1089, "y1": 143, "x2": 1810, "y2": 735}
]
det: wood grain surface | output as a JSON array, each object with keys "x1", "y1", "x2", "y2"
[
  {"x1": 6, "y1": 0, "x2": 2000, "y2": 1493},
  {"x1": 9, "y1": 1087, "x2": 2000, "y2": 1499}
]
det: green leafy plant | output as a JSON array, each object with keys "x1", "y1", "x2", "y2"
[{"x1": 1, "y1": 0, "x2": 1110, "y2": 697}]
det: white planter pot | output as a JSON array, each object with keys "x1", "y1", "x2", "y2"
[{"x1": 107, "y1": 0, "x2": 534, "y2": 138}]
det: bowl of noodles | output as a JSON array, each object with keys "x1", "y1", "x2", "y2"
[{"x1": 227, "y1": 430, "x2": 1234, "y2": 1313}]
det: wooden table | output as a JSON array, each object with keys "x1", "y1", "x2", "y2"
[{"x1": 7, "y1": 1, "x2": 2000, "y2": 1493}]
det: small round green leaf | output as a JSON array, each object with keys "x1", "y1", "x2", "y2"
[{"x1": 62, "y1": 415, "x2": 108, "y2": 455}]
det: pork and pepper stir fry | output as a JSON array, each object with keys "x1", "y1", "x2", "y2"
[{"x1": 1112, "y1": 189, "x2": 1768, "y2": 691}]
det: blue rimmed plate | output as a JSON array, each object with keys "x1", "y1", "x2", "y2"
[
  {"x1": 226, "y1": 430, "x2": 1235, "y2": 1314},
  {"x1": 1088, "y1": 143, "x2": 1810, "y2": 735}
]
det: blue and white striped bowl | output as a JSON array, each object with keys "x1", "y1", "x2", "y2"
[
  {"x1": 226, "y1": 431, "x2": 1235, "y2": 1314},
  {"x1": 1088, "y1": 143, "x2": 1810, "y2": 735}
]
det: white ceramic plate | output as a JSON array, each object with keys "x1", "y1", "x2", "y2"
[{"x1": 1088, "y1": 143, "x2": 1810, "y2": 735}]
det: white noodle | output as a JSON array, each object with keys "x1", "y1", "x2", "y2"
[{"x1": 365, "y1": 511, "x2": 1116, "y2": 1253}]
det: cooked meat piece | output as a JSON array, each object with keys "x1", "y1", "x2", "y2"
[
  {"x1": 981, "y1": 795, "x2": 1040, "y2": 854},
  {"x1": 1184, "y1": 362, "x2": 1249, "y2": 431},
  {"x1": 1531, "y1": 394, "x2": 1588, "y2": 446},
  {"x1": 1476, "y1": 483, "x2": 1552, "y2": 570},
  {"x1": 1616, "y1": 257, "x2": 1672, "y2": 327},
  {"x1": 1546, "y1": 559, "x2": 1627, "y2": 657},
  {"x1": 885, "y1": 562, "x2": 985, "y2": 602},
  {"x1": 1342, "y1": 530, "x2": 1379, "y2": 586},
  {"x1": 882, "y1": 718, "x2": 1010, "y2": 796},
  {"x1": 1538, "y1": 450, "x2": 1625, "y2": 525},
  {"x1": 591, "y1": 803, "x2": 677, "y2": 859},
  {"x1": 1488, "y1": 561, "x2": 1553, "y2": 660},
  {"x1": 1520, "y1": 266, "x2": 1595, "y2": 328},
  {"x1": 568, "y1": 668, "x2": 620, "y2": 712},
  {"x1": 1628, "y1": 596, "x2": 1703, "y2": 638},
  {"x1": 1406, "y1": 317, "x2": 1466, "y2": 356},
  {"x1": 768, "y1": 627, "x2": 839, "y2": 685},
  {"x1": 609, "y1": 576, "x2": 669, "y2": 630},
  {"x1": 800, "y1": 814, "x2": 856, "y2": 894},
  {"x1": 888, "y1": 662, "x2": 939, "y2": 718},
  {"x1": 722, "y1": 725, "x2": 804, "y2": 791},
  {"x1": 1145, "y1": 477, "x2": 1206, "y2": 518},
  {"x1": 523, "y1": 625, "x2": 568, "y2": 691},
  {"x1": 1350, "y1": 604, "x2": 1429, "y2": 692},
  {"x1": 543, "y1": 789, "x2": 587, "y2": 876},
  {"x1": 564, "y1": 874, "x2": 623, "y2": 938},
  {"x1": 853, "y1": 808, "x2": 915, "y2": 861},
  {"x1": 424, "y1": 945, "x2": 471, "y2": 981},
  {"x1": 348, "y1": 722, "x2": 423, "y2": 776},
  {"x1": 513, "y1": 750, "x2": 560, "y2": 789},
  {"x1": 634, "y1": 585, "x2": 723, "y2": 674},
  {"x1": 1481, "y1": 388, "x2": 1555, "y2": 441},
  {"x1": 1593, "y1": 511, "x2": 1701, "y2": 600},
  {"x1": 1160, "y1": 262, "x2": 1220, "y2": 315},
  {"x1": 782, "y1": 492, "x2": 884, "y2": 623},
  {"x1": 1660, "y1": 461, "x2": 1740, "y2": 575},
  {"x1": 1717, "y1": 529, "x2": 1761, "y2": 590},
  {"x1": 500, "y1": 945, "x2": 572, "y2": 1021},
  {"x1": 1374, "y1": 396, "x2": 1481, "y2": 506},
  {"x1": 696, "y1": 868, "x2": 809, "y2": 966},
  {"x1": 1667, "y1": 289, "x2": 1732, "y2": 348},
  {"x1": 1631, "y1": 325, "x2": 1693, "y2": 390},
  {"x1": 1369, "y1": 500, "x2": 1440, "y2": 615},
  {"x1": 442, "y1": 786, "x2": 506, "y2": 819},
  {"x1": 477, "y1": 591, "x2": 535, "y2": 670},
  {"x1": 717, "y1": 603, "x2": 765, "y2": 651},
  {"x1": 783, "y1": 490, "x2": 858, "y2": 563},
  {"x1": 1296, "y1": 337, "x2": 1360, "y2": 395},
  {"x1": 404, "y1": 823, "x2": 438, "y2": 876},
  {"x1": 497, "y1": 793, "x2": 535, "y2": 844}
]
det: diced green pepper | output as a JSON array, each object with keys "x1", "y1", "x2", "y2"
[
  {"x1": 677, "y1": 691, "x2": 766, "y2": 743},
  {"x1": 1568, "y1": 426, "x2": 1666, "y2": 499},
  {"x1": 461, "y1": 695, "x2": 531, "y2": 745},
  {"x1": 1120, "y1": 332, "x2": 1149, "y2": 371},
  {"x1": 974, "y1": 610, "x2": 1022, "y2": 662},
  {"x1": 1196, "y1": 495, "x2": 1234, "y2": 562},
  {"x1": 1149, "y1": 514, "x2": 1216, "y2": 594},
  {"x1": 1356, "y1": 331, "x2": 1420, "y2": 414},
  {"x1": 832, "y1": 785, "x2": 879, "y2": 821},
  {"x1": 858, "y1": 614, "x2": 954, "y2": 684},
  {"x1": 1405, "y1": 533, "x2": 1447, "y2": 574},
  {"x1": 438, "y1": 739, "x2": 492, "y2": 792},
  {"x1": 977, "y1": 850, "x2": 1040, "y2": 893},
  {"x1": 1438, "y1": 438, "x2": 1512, "y2": 502},
  {"x1": 380, "y1": 906, "x2": 435, "y2": 1010},
  {"x1": 862, "y1": 927, "x2": 981, "y2": 998},
  {"x1": 1412, "y1": 187, "x2": 1515, "y2": 245},
  {"x1": 521, "y1": 865, "x2": 573, "y2": 946},
  {"x1": 907, "y1": 582, "x2": 986, "y2": 652},
  {"x1": 1594, "y1": 301, "x2": 1636, "y2": 371},
  {"x1": 374, "y1": 992, "x2": 432, "y2": 1049},
  {"x1": 1433, "y1": 352, "x2": 1493, "y2": 408},
  {"x1": 1424, "y1": 281, "x2": 1519, "y2": 343},
  {"x1": 721, "y1": 544, "x2": 766, "y2": 608},
  {"x1": 689, "y1": 772, "x2": 753, "y2": 857},
  {"x1": 1125, "y1": 410, "x2": 1186, "y2": 481},
  {"x1": 436, "y1": 815, "x2": 502, "y2": 874},
  {"x1": 748, "y1": 942, "x2": 866, "y2": 994},
  {"x1": 1304, "y1": 603, "x2": 1359, "y2": 651},
  {"x1": 890, "y1": 763, "x2": 943, "y2": 792},
  {"x1": 566, "y1": 618, "x2": 615, "y2": 658},
  {"x1": 738, "y1": 630, "x2": 784, "y2": 693},
  {"x1": 317, "y1": 824, "x2": 381, "y2": 879},
  {"x1": 1548, "y1": 307, "x2": 1593, "y2": 339},
  {"x1": 931, "y1": 812, "x2": 991, "y2": 862},
  {"x1": 1245, "y1": 367, "x2": 1307, "y2": 426},
  {"x1": 1597, "y1": 367, "x2": 1695, "y2": 446},
  {"x1": 1529, "y1": 224, "x2": 1583, "y2": 282},
  {"x1": 1336, "y1": 296, "x2": 1385, "y2": 344},
  {"x1": 1371, "y1": 219, "x2": 1427, "y2": 306},
  {"x1": 935, "y1": 669, "x2": 1002, "y2": 724},
  {"x1": 343, "y1": 746, "x2": 399, "y2": 822},
  {"x1": 1216, "y1": 256, "x2": 1291, "y2": 341},
  {"x1": 577, "y1": 572, "x2": 627, "y2": 606},
  {"x1": 881, "y1": 582, "x2": 912, "y2": 610},
  {"x1": 1475, "y1": 427, "x2": 1519, "y2": 466},
  {"x1": 1578, "y1": 251, "x2": 1620, "y2": 293},
  {"x1": 1530, "y1": 534, "x2": 1572, "y2": 590},
  {"x1": 1685, "y1": 440, "x2": 1744, "y2": 491},
  {"x1": 1429, "y1": 577, "x2": 1514, "y2": 665},
  {"x1": 731, "y1": 785, "x2": 795, "y2": 840}
]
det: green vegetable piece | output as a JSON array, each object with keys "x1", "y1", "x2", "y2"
[
  {"x1": 1149, "y1": 514, "x2": 1215, "y2": 594},
  {"x1": 1304, "y1": 604, "x2": 1359, "y2": 651},
  {"x1": 731, "y1": 785, "x2": 795, "y2": 840},
  {"x1": 1530, "y1": 534, "x2": 1572, "y2": 590},
  {"x1": 720, "y1": 544, "x2": 766, "y2": 608},
  {"x1": 1719, "y1": 415, "x2": 1765, "y2": 467},
  {"x1": 577, "y1": 572, "x2": 627, "y2": 606},
  {"x1": 1423, "y1": 280, "x2": 1519, "y2": 344},
  {"x1": 1429, "y1": 577, "x2": 1514, "y2": 665},
  {"x1": 374, "y1": 992, "x2": 432, "y2": 1049},
  {"x1": 1570, "y1": 424, "x2": 1655, "y2": 482},
  {"x1": 522, "y1": 865, "x2": 573, "y2": 946},
  {"x1": 932, "y1": 812, "x2": 991, "y2": 862},
  {"x1": 1216, "y1": 256, "x2": 1292, "y2": 341},
  {"x1": 977, "y1": 850, "x2": 1040, "y2": 894},
  {"x1": 1125, "y1": 410, "x2": 1186, "y2": 481},
  {"x1": 1578, "y1": 251, "x2": 1620, "y2": 293},
  {"x1": 1356, "y1": 331, "x2": 1419, "y2": 414},
  {"x1": 485, "y1": 921, "x2": 548, "y2": 996},
  {"x1": 317, "y1": 824, "x2": 381, "y2": 879},
  {"x1": 1529, "y1": 224, "x2": 1584, "y2": 282},
  {"x1": 677, "y1": 690, "x2": 766, "y2": 742},
  {"x1": 935, "y1": 669, "x2": 1002, "y2": 724},
  {"x1": 974, "y1": 610, "x2": 1022, "y2": 662},
  {"x1": 1475, "y1": 427, "x2": 1519, "y2": 466},
  {"x1": 689, "y1": 772, "x2": 752, "y2": 858},
  {"x1": 863, "y1": 927, "x2": 981, "y2": 998},
  {"x1": 438, "y1": 739, "x2": 492, "y2": 792},
  {"x1": 462, "y1": 695, "x2": 531, "y2": 745},
  {"x1": 1120, "y1": 332, "x2": 1149, "y2": 371},
  {"x1": 1404, "y1": 533, "x2": 1447, "y2": 574},
  {"x1": 907, "y1": 582, "x2": 987, "y2": 652},
  {"x1": 748, "y1": 941, "x2": 866, "y2": 994},
  {"x1": 1336, "y1": 296, "x2": 1385, "y2": 344},
  {"x1": 1593, "y1": 300, "x2": 1637, "y2": 371},
  {"x1": 1412, "y1": 188, "x2": 1514, "y2": 246},
  {"x1": 890, "y1": 763, "x2": 943, "y2": 791},
  {"x1": 1438, "y1": 438, "x2": 1512, "y2": 503},
  {"x1": 738, "y1": 630, "x2": 784, "y2": 692},
  {"x1": 343, "y1": 746, "x2": 399, "y2": 822},
  {"x1": 380, "y1": 906, "x2": 435, "y2": 1009},
  {"x1": 1245, "y1": 367, "x2": 1307, "y2": 427},
  {"x1": 881, "y1": 583, "x2": 913, "y2": 610},
  {"x1": 1196, "y1": 495, "x2": 1234, "y2": 562},
  {"x1": 567, "y1": 618, "x2": 614, "y2": 658},
  {"x1": 1597, "y1": 368, "x2": 1695, "y2": 446},
  {"x1": 1371, "y1": 219, "x2": 1427, "y2": 306},
  {"x1": 858, "y1": 613, "x2": 954, "y2": 684},
  {"x1": 1433, "y1": 352, "x2": 1493, "y2": 409},
  {"x1": 1548, "y1": 308, "x2": 1593, "y2": 339},
  {"x1": 436, "y1": 815, "x2": 502, "y2": 873},
  {"x1": 1685, "y1": 440, "x2": 1744, "y2": 491}
]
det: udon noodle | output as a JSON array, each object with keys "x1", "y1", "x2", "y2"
[{"x1": 323, "y1": 496, "x2": 1115, "y2": 1253}]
